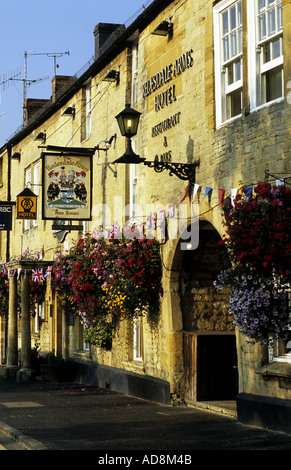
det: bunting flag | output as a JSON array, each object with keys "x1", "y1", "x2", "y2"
[
  {"x1": 9, "y1": 268, "x2": 17, "y2": 278},
  {"x1": 168, "y1": 203, "x2": 175, "y2": 217},
  {"x1": 218, "y1": 188, "x2": 225, "y2": 207},
  {"x1": 159, "y1": 210, "x2": 166, "y2": 239},
  {"x1": 202, "y1": 186, "x2": 213, "y2": 203},
  {"x1": 32, "y1": 269, "x2": 44, "y2": 282},
  {"x1": 230, "y1": 188, "x2": 238, "y2": 206},
  {"x1": 151, "y1": 213, "x2": 157, "y2": 229},
  {"x1": 179, "y1": 185, "x2": 189, "y2": 203},
  {"x1": 145, "y1": 176, "x2": 287, "y2": 233},
  {"x1": 192, "y1": 183, "x2": 200, "y2": 201},
  {"x1": 1, "y1": 264, "x2": 8, "y2": 276},
  {"x1": 45, "y1": 266, "x2": 52, "y2": 279},
  {"x1": 110, "y1": 223, "x2": 120, "y2": 237},
  {"x1": 276, "y1": 179, "x2": 284, "y2": 186},
  {"x1": 18, "y1": 268, "x2": 22, "y2": 281},
  {"x1": 245, "y1": 186, "x2": 253, "y2": 196}
]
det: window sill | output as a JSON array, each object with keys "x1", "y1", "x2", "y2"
[
  {"x1": 257, "y1": 361, "x2": 291, "y2": 380},
  {"x1": 215, "y1": 113, "x2": 242, "y2": 130},
  {"x1": 250, "y1": 97, "x2": 284, "y2": 114}
]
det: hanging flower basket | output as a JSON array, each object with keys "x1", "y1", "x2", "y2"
[
  {"x1": 215, "y1": 182, "x2": 291, "y2": 343},
  {"x1": 52, "y1": 233, "x2": 162, "y2": 348}
]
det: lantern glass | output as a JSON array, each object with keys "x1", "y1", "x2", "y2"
[{"x1": 115, "y1": 104, "x2": 141, "y2": 138}]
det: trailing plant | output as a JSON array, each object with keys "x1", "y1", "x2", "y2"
[
  {"x1": 53, "y1": 233, "x2": 162, "y2": 348},
  {"x1": 83, "y1": 316, "x2": 114, "y2": 350},
  {"x1": 30, "y1": 280, "x2": 46, "y2": 306},
  {"x1": 215, "y1": 182, "x2": 291, "y2": 343}
]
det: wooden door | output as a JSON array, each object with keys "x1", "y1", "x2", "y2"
[
  {"x1": 184, "y1": 333, "x2": 238, "y2": 402},
  {"x1": 184, "y1": 332, "x2": 197, "y2": 402}
]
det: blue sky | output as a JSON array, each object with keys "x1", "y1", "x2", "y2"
[{"x1": 0, "y1": 0, "x2": 153, "y2": 147}]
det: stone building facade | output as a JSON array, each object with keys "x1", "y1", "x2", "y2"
[{"x1": 0, "y1": 0, "x2": 290, "y2": 432}]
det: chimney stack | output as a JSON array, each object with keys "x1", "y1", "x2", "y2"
[
  {"x1": 24, "y1": 98, "x2": 50, "y2": 126},
  {"x1": 94, "y1": 23, "x2": 125, "y2": 60},
  {"x1": 51, "y1": 75, "x2": 74, "y2": 102}
]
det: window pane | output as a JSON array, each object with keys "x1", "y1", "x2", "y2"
[
  {"x1": 231, "y1": 31, "x2": 237, "y2": 56},
  {"x1": 272, "y1": 37, "x2": 281, "y2": 59},
  {"x1": 259, "y1": 0, "x2": 266, "y2": 11},
  {"x1": 223, "y1": 11, "x2": 229, "y2": 34},
  {"x1": 265, "y1": 66, "x2": 282, "y2": 102},
  {"x1": 226, "y1": 88, "x2": 242, "y2": 119},
  {"x1": 236, "y1": 59, "x2": 242, "y2": 81},
  {"x1": 224, "y1": 36, "x2": 229, "y2": 61},
  {"x1": 268, "y1": 9, "x2": 276, "y2": 35},
  {"x1": 259, "y1": 14, "x2": 266, "y2": 40},
  {"x1": 277, "y1": 5, "x2": 282, "y2": 30},
  {"x1": 263, "y1": 42, "x2": 271, "y2": 63},
  {"x1": 230, "y1": 6, "x2": 236, "y2": 30},
  {"x1": 227, "y1": 64, "x2": 234, "y2": 85},
  {"x1": 237, "y1": 2, "x2": 242, "y2": 25}
]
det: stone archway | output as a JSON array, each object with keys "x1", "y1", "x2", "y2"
[
  {"x1": 163, "y1": 220, "x2": 238, "y2": 404},
  {"x1": 180, "y1": 221, "x2": 237, "y2": 403}
]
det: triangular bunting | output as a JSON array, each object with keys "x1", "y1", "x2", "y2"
[
  {"x1": 179, "y1": 185, "x2": 189, "y2": 204},
  {"x1": 218, "y1": 188, "x2": 225, "y2": 207},
  {"x1": 230, "y1": 189, "x2": 238, "y2": 206},
  {"x1": 192, "y1": 183, "x2": 199, "y2": 202},
  {"x1": 245, "y1": 186, "x2": 253, "y2": 196},
  {"x1": 202, "y1": 186, "x2": 212, "y2": 203}
]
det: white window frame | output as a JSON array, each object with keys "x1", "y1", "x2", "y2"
[
  {"x1": 129, "y1": 137, "x2": 138, "y2": 222},
  {"x1": 268, "y1": 289, "x2": 291, "y2": 364},
  {"x1": 131, "y1": 40, "x2": 138, "y2": 105},
  {"x1": 133, "y1": 315, "x2": 142, "y2": 362},
  {"x1": 33, "y1": 162, "x2": 40, "y2": 227},
  {"x1": 248, "y1": 0, "x2": 283, "y2": 110},
  {"x1": 129, "y1": 139, "x2": 137, "y2": 223},
  {"x1": 85, "y1": 81, "x2": 92, "y2": 140},
  {"x1": 214, "y1": 0, "x2": 243, "y2": 127}
]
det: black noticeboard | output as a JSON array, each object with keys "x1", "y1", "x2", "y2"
[{"x1": 0, "y1": 202, "x2": 14, "y2": 231}]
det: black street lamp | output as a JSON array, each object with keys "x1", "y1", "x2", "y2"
[
  {"x1": 114, "y1": 104, "x2": 199, "y2": 183},
  {"x1": 114, "y1": 104, "x2": 145, "y2": 164}
]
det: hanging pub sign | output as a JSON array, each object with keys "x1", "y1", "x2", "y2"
[
  {"x1": 41, "y1": 151, "x2": 92, "y2": 220},
  {"x1": 0, "y1": 202, "x2": 15, "y2": 230},
  {"x1": 16, "y1": 187, "x2": 37, "y2": 220}
]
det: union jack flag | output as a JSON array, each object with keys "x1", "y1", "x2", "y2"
[
  {"x1": 32, "y1": 269, "x2": 44, "y2": 282},
  {"x1": 1, "y1": 264, "x2": 8, "y2": 276},
  {"x1": 45, "y1": 266, "x2": 52, "y2": 279}
]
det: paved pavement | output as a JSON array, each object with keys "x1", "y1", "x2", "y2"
[{"x1": 0, "y1": 367, "x2": 291, "y2": 451}]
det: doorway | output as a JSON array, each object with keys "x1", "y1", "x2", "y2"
[
  {"x1": 180, "y1": 222, "x2": 238, "y2": 403},
  {"x1": 184, "y1": 333, "x2": 238, "y2": 402}
]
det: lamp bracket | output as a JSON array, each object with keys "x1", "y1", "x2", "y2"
[
  {"x1": 265, "y1": 170, "x2": 291, "y2": 182},
  {"x1": 144, "y1": 159, "x2": 199, "y2": 183}
]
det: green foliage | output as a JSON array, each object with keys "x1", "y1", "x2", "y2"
[{"x1": 83, "y1": 317, "x2": 114, "y2": 350}]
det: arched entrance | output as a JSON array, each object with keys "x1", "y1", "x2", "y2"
[{"x1": 179, "y1": 221, "x2": 238, "y2": 403}]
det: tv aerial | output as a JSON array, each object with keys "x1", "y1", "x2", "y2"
[{"x1": 22, "y1": 50, "x2": 70, "y2": 124}]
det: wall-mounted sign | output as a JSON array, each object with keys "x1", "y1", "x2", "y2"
[
  {"x1": 16, "y1": 188, "x2": 37, "y2": 220},
  {"x1": 142, "y1": 49, "x2": 193, "y2": 103},
  {"x1": 42, "y1": 152, "x2": 92, "y2": 220},
  {"x1": 0, "y1": 202, "x2": 15, "y2": 230}
]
